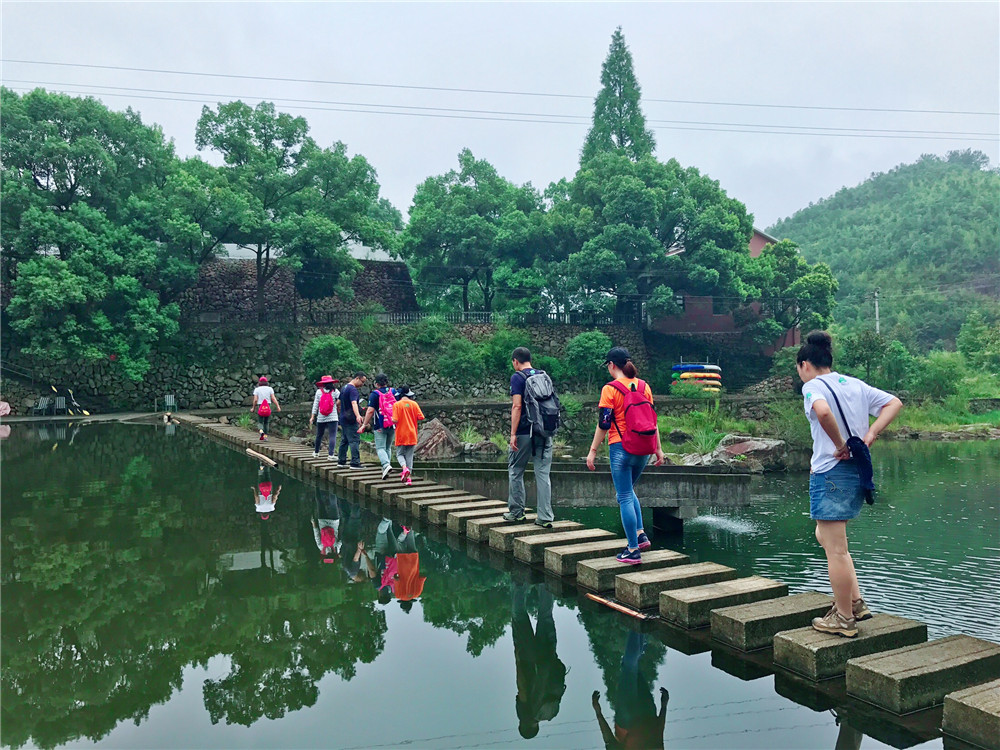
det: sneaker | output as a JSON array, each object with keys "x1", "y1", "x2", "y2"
[
  {"x1": 812, "y1": 605, "x2": 858, "y2": 637},
  {"x1": 853, "y1": 598, "x2": 873, "y2": 621},
  {"x1": 312, "y1": 452, "x2": 319, "y2": 459},
  {"x1": 405, "y1": 477, "x2": 412, "y2": 486},
  {"x1": 400, "y1": 467, "x2": 411, "y2": 482},
  {"x1": 637, "y1": 532, "x2": 652, "y2": 551},
  {"x1": 616, "y1": 548, "x2": 642, "y2": 565},
  {"x1": 262, "y1": 435, "x2": 268, "y2": 442},
  {"x1": 534, "y1": 520, "x2": 554, "y2": 529},
  {"x1": 337, "y1": 462, "x2": 348, "y2": 468},
  {"x1": 503, "y1": 511, "x2": 527, "y2": 523},
  {"x1": 259, "y1": 434, "x2": 264, "y2": 441},
  {"x1": 328, "y1": 454, "x2": 336, "y2": 461},
  {"x1": 381, "y1": 464, "x2": 392, "y2": 480},
  {"x1": 350, "y1": 464, "x2": 365, "y2": 470}
]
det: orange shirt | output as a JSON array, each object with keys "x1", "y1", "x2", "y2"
[
  {"x1": 598, "y1": 377, "x2": 654, "y2": 445},
  {"x1": 392, "y1": 399, "x2": 425, "y2": 446}
]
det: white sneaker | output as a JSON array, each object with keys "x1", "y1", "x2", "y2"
[
  {"x1": 312, "y1": 452, "x2": 319, "y2": 458},
  {"x1": 381, "y1": 464, "x2": 392, "y2": 480}
]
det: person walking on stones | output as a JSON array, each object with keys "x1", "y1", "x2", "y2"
[
  {"x1": 504, "y1": 347, "x2": 560, "y2": 527},
  {"x1": 337, "y1": 371, "x2": 367, "y2": 469},
  {"x1": 251, "y1": 376, "x2": 281, "y2": 442},
  {"x1": 796, "y1": 330, "x2": 902, "y2": 638},
  {"x1": 586, "y1": 347, "x2": 666, "y2": 565},
  {"x1": 360, "y1": 373, "x2": 397, "y2": 480},
  {"x1": 309, "y1": 375, "x2": 340, "y2": 459},
  {"x1": 391, "y1": 386, "x2": 424, "y2": 485}
]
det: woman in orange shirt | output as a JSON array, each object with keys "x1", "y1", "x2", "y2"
[
  {"x1": 392, "y1": 386, "x2": 425, "y2": 486},
  {"x1": 586, "y1": 348, "x2": 666, "y2": 565}
]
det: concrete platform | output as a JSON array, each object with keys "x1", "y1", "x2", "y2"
[
  {"x1": 577, "y1": 550, "x2": 690, "y2": 593},
  {"x1": 364, "y1": 479, "x2": 433, "y2": 498},
  {"x1": 427, "y1": 500, "x2": 506, "y2": 525},
  {"x1": 943, "y1": 679, "x2": 1000, "y2": 750},
  {"x1": 774, "y1": 614, "x2": 928, "y2": 681},
  {"x1": 382, "y1": 488, "x2": 467, "y2": 507},
  {"x1": 659, "y1": 576, "x2": 788, "y2": 629},
  {"x1": 543, "y1": 538, "x2": 627, "y2": 576},
  {"x1": 711, "y1": 592, "x2": 832, "y2": 652},
  {"x1": 846, "y1": 635, "x2": 1000, "y2": 715},
  {"x1": 616, "y1": 562, "x2": 737, "y2": 610},
  {"x1": 489, "y1": 521, "x2": 584, "y2": 552},
  {"x1": 513, "y1": 528, "x2": 616, "y2": 564},
  {"x1": 448, "y1": 507, "x2": 520, "y2": 534},
  {"x1": 466, "y1": 514, "x2": 538, "y2": 542},
  {"x1": 407, "y1": 494, "x2": 486, "y2": 516}
]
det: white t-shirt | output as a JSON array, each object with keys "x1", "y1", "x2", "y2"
[
  {"x1": 803, "y1": 372, "x2": 895, "y2": 474},
  {"x1": 256, "y1": 499, "x2": 276, "y2": 513},
  {"x1": 253, "y1": 385, "x2": 275, "y2": 406}
]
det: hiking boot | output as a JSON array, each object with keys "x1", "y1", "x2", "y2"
[
  {"x1": 381, "y1": 464, "x2": 392, "y2": 480},
  {"x1": 503, "y1": 511, "x2": 527, "y2": 523},
  {"x1": 534, "y1": 520, "x2": 554, "y2": 529},
  {"x1": 616, "y1": 548, "x2": 642, "y2": 565},
  {"x1": 637, "y1": 532, "x2": 652, "y2": 551},
  {"x1": 812, "y1": 606, "x2": 858, "y2": 637},
  {"x1": 853, "y1": 597, "x2": 873, "y2": 621}
]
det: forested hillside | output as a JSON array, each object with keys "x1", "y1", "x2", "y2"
[{"x1": 769, "y1": 151, "x2": 1000, "y2": 352}]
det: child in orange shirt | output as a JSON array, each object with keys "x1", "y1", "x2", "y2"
[{"x1": 392, "y1": 386, "x2": 425, "y2": 485}]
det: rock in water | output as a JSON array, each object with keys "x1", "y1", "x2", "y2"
[
  {"x1": 414, "y1": 418, "x2": 463, "y2": 459},
  {"x1": 711, "y1": 434, "x2": 788, "y2": 472}
]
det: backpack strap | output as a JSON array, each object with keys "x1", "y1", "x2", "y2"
[
  {"x1": 814, "y1": 377, "x2": 856, "y2": 439},
  {"x1": 606, "y1": 380, "x2": 630, "y2": 440}
]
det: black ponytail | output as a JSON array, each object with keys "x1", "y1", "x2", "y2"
[
  {"x1": 796, "y1": 330, "x2": 834, "y2": 369},
  {"x1": 622, "y1": 361, "x2": 638, "y2": 378}
]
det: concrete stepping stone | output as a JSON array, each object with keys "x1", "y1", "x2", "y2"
[
  {"x1": 616, "y1": 562, "x2": 737, "y2": 610},
  {"x1": 711, "y1": 591, "x2": 831, "y2": 652},
  {"x1": 660, "y1": 576, "x2": 788, "y2": 629},
  {"x1": 774, "y1": 614, "x2": 927, "y2": 681},
  {"x1": 407, "y1": 494, "x2": 486, "y2": 516},
  {"x1": 943, "y1": 678, "x2": 1000, "y2": 750},
  {"x1": 381, "y1": 487, "x2": 465, "y2": 507},
  {"x1": 544, "y1": 538, "x2": 628, "y2": 576},
  {"x1": 514, "y1": 529, "x2": 616, "y2": 564},
  {"x1": 365, "y1": 479, "x2": 432, "y2": 498},
  {"x1": 846, "y1": 635, "x2": 1000, "y2": 715},
  {"x1": 466, "y1": 514, "x2": 538, "y2": 542},
  {"x1": 489, "y1": 521, "x2": 584, "y2": 552},
  {"x1": 427, "y1": 500, "x2": 506, "y2": 525},
  {"x1": 343, "y1": 471, "x2": 391, "y2": 492},
  {"x1": 577, "y1": 549, "x2": 690, "y2": 593},
  {"x1": 448, "y1": 507, "x2": 521, "y2": 534}
]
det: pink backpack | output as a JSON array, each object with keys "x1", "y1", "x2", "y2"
[
  {"x1": 318, "y1": 389, "x2": 335, "y2": 416},
  {"x1": 609, "y1": 379, "x2": 658, "y2": 456},
  {"x1": 320, "y1": 527, "x2": 337, "y2": 549},
  {"x1": 378, "y1": 389, "x2": 397, "y2": 429}
]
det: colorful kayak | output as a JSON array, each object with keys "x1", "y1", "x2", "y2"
[
  {"x1": 672, "y1": 364, "x2": 722, "y2": 373},
  {"x1": 679, "y1": 372, "x2": 721, "y2": 380}
]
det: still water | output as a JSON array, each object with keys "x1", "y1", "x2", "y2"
[{"x1": 2, "y1": 424, "x2": 997, "y2": 750}]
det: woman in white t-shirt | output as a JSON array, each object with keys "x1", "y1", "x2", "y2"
[
  {"x1": 250, "y1": 376, "x2": 282, "y2": 442},
  {"x1": 796, "y1": 331, "x2": 902, "y2": 638}
]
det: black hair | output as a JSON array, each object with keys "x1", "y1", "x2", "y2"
[
  {"x1": 375, "y1": 373, "x2": 389, "y2": 386},
  {"x1": 622, "y1": 361, "x2": 638, "y2": 378},
  {"x1": 796, "y1": 330, "x2": 834, "y2": 369},
  {"x1": 399, "y1": 600, "x2": 414, "y2": 613},
  {"x1": 397, "y1": 385, "x2": 411, "y2": 398},
  {"x1": 353, "y1": 371, "x2": 367, "y2": 379},
  {"x1": 512, "y1": 347, "x2": 531, "y2": 364}
]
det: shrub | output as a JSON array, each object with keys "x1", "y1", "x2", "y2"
[
  {"x1": 490, "y1": 432, "x2": 510, "y2": 452},
  {"x1": 769, "y1": 346, "x2": 800, "y2": 379},
  {"x1": 458, "y1": 425, "x2": 485, "y2": 444},
  {"x1": 302, "y1": 335, "x2": 367, "y2": 383},
  {"x1": 564, "y1": 330, "x2": 613, "y2": 390},
  {"x1": 439, "y1": 339, "x2": 485, "y2": 384},
  {"x1": 560, "y1": 393, "x2": 584, "y2": 419},
  {"x1": 533, "y1": 354, "x2": 566, "y2": 382},
  {"x1": 669, "y1": 380, "x2": 720, "y2": 400},
  {"x1": 411, "y1": 315, "x2": 457, "y2": 349},
  {"x1": 479, "y1": 326, "x2": 532, "y2": 374},
  {"x1": 235, "y1": 413, "x2": 254, "y2": 429},
  {"x1": 909, "y1": 350, "x2": 963, "y2": 400}
]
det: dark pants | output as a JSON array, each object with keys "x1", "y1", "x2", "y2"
[
  {"x1": 314, "y1": 421, "x2": 337, "y2": 455},
  {"x1": 257, "y1": 414, "x2": 270, "y2": 434},
  {"x1": 338, "y1": 422, "x2": 361, "y2": 466}
]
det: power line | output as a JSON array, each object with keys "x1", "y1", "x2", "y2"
[
  {"x1": 4, "y1": 58, "x2": 998, "y2": 116},
  {"x1": 7, "y1": 79, "x2": 997, "y2": 138},
  {"x1": 6, "y1": 84, "x2": 998, "y2": 143}
]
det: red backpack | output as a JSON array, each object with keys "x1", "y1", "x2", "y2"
[
  {"x1": 609, "y1": 379, "x2": 658, "y2": 455},
  {"x1": 378, "y1": 389, "x2": 397, "y2": 429},
  {"x1": 318, "y1": 390, "x2": 335, "y2": 416},
  {"x1": 257, "y1": 399, "x2": 271, "y2": 417}
]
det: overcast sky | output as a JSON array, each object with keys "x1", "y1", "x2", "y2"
[{"x1": 4, "y1": 1, "x2": 998, "y2": 228}]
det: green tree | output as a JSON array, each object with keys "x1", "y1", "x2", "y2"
[
  {"x1": 564, "y1": 330, "x2": 613, "y2": 390},
  {"x1": 909, "y1": 350, "x2": 963, "y2": 399},
  {"x1": 581, "y1": 28, "x2": 656, "y2": 164},
  {"x1": 302, "y1": 335, "x2": 366, "y2": 382},
  {"x1": 841, "y1": 329, "x2": 887, "y2": 379},
  {"x1": 957, "y1": 311, "x2": 990, "y2": 363}
]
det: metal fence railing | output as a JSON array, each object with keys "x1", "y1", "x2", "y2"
[{"x1": 183, "y1": 310, "x2": 641, "y2": 328}]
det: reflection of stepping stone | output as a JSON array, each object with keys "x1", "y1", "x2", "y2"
[
  {"x1": 774, "y1": 613, "x2": 927, "y2": 680},
  {"x1": 489, "y1": 521, "x2": 583, "y2": 553},
  {"x1": 616, "y1": 562, "x2": 737, "y2": 610},
  {"x1": 544, "y1": 538, "x2": 627, "y2": 576},
  {"x1": 660, "y1": 576, "x2": 787, "y2": 629},
  {"x1": 514, "y1": 529, "x2": 615, "y2": 564},
  {"x1": 577, "y1": 549, "x2": 690, "y2": 593}
]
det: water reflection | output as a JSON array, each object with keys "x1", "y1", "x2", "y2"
[
  {"x1": 510, "y1": 582, "x2": 567, "y2": 738},
  {"x1": 592, "y1": 631, "x2": 668, "y2": 750}
]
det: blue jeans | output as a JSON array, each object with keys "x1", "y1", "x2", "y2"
[
  {"x1": 610, "y1": 443, "x2": 649, "y2": 549},
  {"x1": 374, "y1": 427, "x2": 395, "y2": 468}
]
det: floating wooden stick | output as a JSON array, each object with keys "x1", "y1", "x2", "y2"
[
  {"x1": 246, "y1": 448, "x2": 277, "y2": 467},
  {"x1": 585, "y1": 593, "x2": 651, "y2": 620}
]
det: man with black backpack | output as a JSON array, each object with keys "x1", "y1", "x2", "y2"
[{"x1": 505, "y1": 347, "x2": 561, "y2": 527}]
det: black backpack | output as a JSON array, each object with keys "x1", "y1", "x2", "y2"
[{"x1": 516, "y1": 369, "x2": 561, "y2": 439}]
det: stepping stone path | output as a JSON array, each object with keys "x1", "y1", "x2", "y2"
[
  {"x1": 489, "y1": 521, "x2": 584, "y2": 553},
  {"x1": 711, "y1": 592, "x2": 832, "y2": 652},
  {"x1": 543, "y1": 538, "x2": 627, "y2": 576},
  {"x1": 943, "y1": 678, "x2": 1000, "y2": 750},
  {"x1": 616, "y1": 562, "x2": 737, "y2": 610},
  {"x1": 659, "y1": 576, "x2": 787, "y2": 629},
  {"x1": 576, "y1": 549, "x2": 690, "y2": 593},
  {"x1": 514, "y1": 529, "x2": 616, "y2": 565},
  {"x1": 466, "y1": 514, "x2": 538, "y2": 542}
]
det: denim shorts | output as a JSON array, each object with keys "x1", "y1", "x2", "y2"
[{"x1": 809, "y1": 461, "x2": 864, "y2": 521}]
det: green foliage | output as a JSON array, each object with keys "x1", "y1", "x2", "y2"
[
  {"x1": 410, "y1": 315, "x2": 457, "y2": 349},
  {"x1": 533, "y1": 354, "x2": 566, "y2": 382},
  {"x1": 560, "y1": 393, "x2": 584, "y2": 419},
  {"x1": 669, "y1": 380, "x2": 720, "y2": 400},
  {"x1": 765, "y1": 399, "x2": 813, "y2": 448},
  {"x1": 841, "y1": 329, "x2": 886, "y2": 379},
  {"x1": 564, "y1": 331, "x2": 613, "y2": 390},
  {"x1": 302, "y1": 335, "x2": 366, "y2": 382},
  {"x1": 770, "y1": 151, "x2": 1000, "y2": 351},
  {"x1": 909, "y1": 350, "x2": 964, "y2": 400},
  {"x1": 490, "y1": 432, "x2": 510, "y2": 451},
  {"x1": 581, "y1": 27, "x2": 656, "y2": 163},
  {"x1": 769, "y1": 346, "x2": 801, "y2": 380},
  {"x1": 477, "y1": 326, "x2": 532, "y2": 374},
  {"x1": 957, "y1": 311, "x2": 1000, "y2": 371},
  {"x1": 234, "y1": 413, "x2": 254, "y2": 429},
  {"x1": 458, "y1": 425, "x2": 485, "y2": 444},
  {"x1": 438, "y1": 339, "x2": 485, "y2": 384}
]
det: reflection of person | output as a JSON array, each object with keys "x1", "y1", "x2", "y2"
[
  {"x1": 338, "y1": 498, "x2": 376, "y2": 583},
  {"x1": 394, "y1": 525, "x2": 426, "y2": 610},
  {"x1": 511, "y1": 583, "x2": 567, "y2": 739},
  {"x1": 311, "y1": 489, "x2": 340, "y2": 561},
  {"x1": 592, "y1": 631, "x2": 667, "y2": 750},
  {"x1": 253, "y1": 467, "x2": 282, "y2": 519},
  {"x1": 796, "y1": 331, "x2": 902, "y2": 637}
]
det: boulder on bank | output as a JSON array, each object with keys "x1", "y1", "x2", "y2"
[
  {"x1": 712, "y1": 434, "x2": 788, "y2": 472},
  {"x1": 464, "y1": 440, "x2": 501, "y2": 455},
  {"x1": 415, "y1": 418, "x2": 464, "y2": 459},
  {"x1": 667, "y1": 429, "x2": 693, "y2": 445}
]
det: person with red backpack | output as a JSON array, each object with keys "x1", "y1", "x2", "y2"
[
  {"x1": 585, "y1": 347, "x2": 666, "y2": 565},
  {"x1": 250, "y1": 376, "x2": 281, "y2": 442},
  {"x1": 309, "y1": 375, "x2": 340, "y2": 459},
  {"x1": 359, "y1": 373, "x2": 397, "y2": 480}
]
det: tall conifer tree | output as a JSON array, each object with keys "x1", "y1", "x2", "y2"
[{"x1": 581, "y1": 28, "x2": 656, "y2": 163}]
